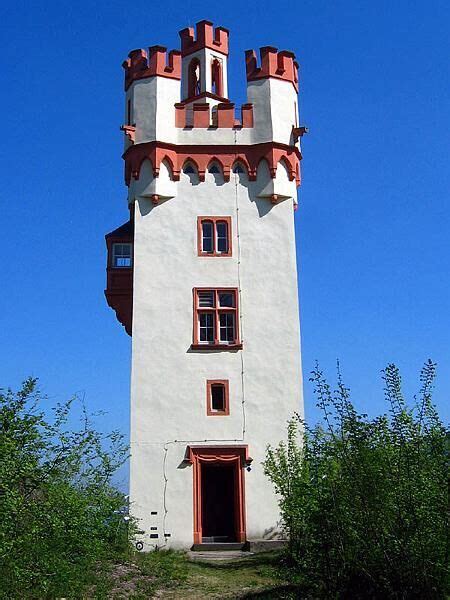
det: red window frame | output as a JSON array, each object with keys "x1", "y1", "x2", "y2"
[
  {"x1": 197, "y1": 217, "x2": 232, "y2": 257},
  {"x1": 192, "y1": 288, "x2": 242, "y2": 350},
  {"x1": 206, "y1": 380, "x2": 230, "y2": 416}
]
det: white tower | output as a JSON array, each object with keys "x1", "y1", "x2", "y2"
[{"x1": 105, "y1": 20, "x2": 305, "y2": 550}]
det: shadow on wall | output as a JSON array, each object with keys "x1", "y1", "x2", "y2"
[
  {"x1": 133, "y1": 161, "x2": 282, "y2": 220},
  {"x1": 262, "y1": 525, "x2": 285, "y2": 540}
]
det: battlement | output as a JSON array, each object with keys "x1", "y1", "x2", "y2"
[
  {"x1": 123, "y1": 46, "x2": 181, "y2": 90},
  {"x1": 179, "y1": 20, "x2": 229, "y2": 57},
  {"x1": 174, "y1": 102, "x2": 253, "y2": 128},
  {"x1": 245, "y1": 47, "x2": 298, "y2": 91}
]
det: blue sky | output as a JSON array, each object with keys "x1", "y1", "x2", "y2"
[{"x1": 1, "y1": 0, "x2": 449, "y2": 485}]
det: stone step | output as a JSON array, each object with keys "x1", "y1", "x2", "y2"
[{"x1": 191, "y1": 542, "x2": 246, "y2": 552}]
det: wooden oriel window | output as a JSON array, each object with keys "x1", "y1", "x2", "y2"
[
  {"x1": 206, "y1": 380, "x2": 230, "y2": 415},
  {"x1": 197, "y1": 217, "x2": 232, "y2": 257},
  {"x1": 192, "y1": 288, "x2": 241, "y2": 349}
]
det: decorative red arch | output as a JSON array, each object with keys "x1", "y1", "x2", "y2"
[{"x1": 207, "y1": 157, "x2": 225, "y2": 176}]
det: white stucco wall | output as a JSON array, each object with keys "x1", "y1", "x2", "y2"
[
  {"x1": 129, "y1": 165, "x2": 303, "y2": 549},
  {"x1": 127, "y1": 74, "x2": 300, "y2": 149}
]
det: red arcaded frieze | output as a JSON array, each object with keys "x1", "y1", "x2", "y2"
[{"x1": 123, "y1": 141, "x2": 301, "y2": 186}]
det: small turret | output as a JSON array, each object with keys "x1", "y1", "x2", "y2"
[
  {"x1": 179, "y1": 20, "x2": 229, "y2": 104},
  {"x1": 245, "y1": 46, "x2": 300, "y2": 147},
  {"x1": 123, "y1": 46, "x2": 181, "y2": 90},
  {"x1": 245, "y1": 47, "x2": 298, "y2": 91}
]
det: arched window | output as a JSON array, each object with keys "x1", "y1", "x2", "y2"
[
  {"x1": 211, "y1": 58, "x2": 223, "y2": 97},
  {"x1": 188, "y1": 58, "x2": 201, "y2": 98}
]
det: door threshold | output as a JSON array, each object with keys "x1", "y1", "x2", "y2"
[{"x1": 192, "y1": 542, "x2": 247, "y2": 551}]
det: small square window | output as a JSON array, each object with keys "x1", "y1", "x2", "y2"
[
  {"x1": 206, "y1": 380, "x2": 229, "y2": 416},
  {"x1": 112, "y1": 243, "x2": 132, "y2": 268}
]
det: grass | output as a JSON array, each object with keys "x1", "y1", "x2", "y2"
[{"x1": 88, "y1": 550, "x2": 298, "y2": 599}]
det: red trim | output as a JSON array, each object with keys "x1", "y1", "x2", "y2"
[
  {"x1": 178, "y1": 91, "x2": 230, "y2": 106},
  {"x1": 246, "y1": 47, "x2": 299, "y2": 92},
  {"x1": 175, "y1": 102, "x2": 254, "y2": 129},
  {"x1": 193, "y1": 103, "x2": 210, "y2": 128},
  {"x1": 179, "y1": 20, "x2": 229, "y2": 57},
  {"x1": 187, "y1": 445, "x2": 250, "y2": 544},
  {"x1": 123, "y1": 46, "x2": 181, "y2": 90},
  {"x1": 120, "y1": 124, "x2": 136, "y2": 144},
  {"x1": 190, "y1": 343, "x2": 242, "y2": 350},
  {"x1": 124, "y1": 141, "x2": 301, "y2": 186},
  {"x1": 197, "y1": 216, "x2": 232, "y2": 257},
  {"x1": 192, "y1": 288, "x2": 240, "y2": 349},
  {"x1": 206, "y1": 380, "x2": 230, "y2": 416}
]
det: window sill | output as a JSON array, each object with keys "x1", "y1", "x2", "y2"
[
  {"x1": 198, "y1": 253, "x2": 232, "y2": 258},
  {"x1": 190, "y1": 343, "x2": 242, "y2": 351}
]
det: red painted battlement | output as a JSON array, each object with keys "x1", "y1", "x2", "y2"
[
  {"x1": 174, "y1": 102, "x2": 254, "y2": 129},
  {"x1": 123, "y1": 46, "x2": 181, "y2": 90},
  {"x1": 179, "y1": 20, "x2": 229, "y2": 57},
  {"x1": 245, "y1": 47, "x2": 298, "y2": 92}
]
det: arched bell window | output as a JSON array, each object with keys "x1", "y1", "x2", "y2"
[
  {"x1": 188, "y1": 58, "x2": 201, "y2": 98},
  {"x1": 211, "y1": 58, "x2": 223, "y2": 97}
]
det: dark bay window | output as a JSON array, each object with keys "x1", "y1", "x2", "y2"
[
  {"x1": 197, "y1": 217, "x2": 231, "y2": 256},
  {"x1": 192, "y1": 288, "x2": 241, "y2": 349},
  {"x1": 112, "y1": 243, "x2": 132, "y2": 268}
]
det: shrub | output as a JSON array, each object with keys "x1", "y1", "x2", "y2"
[
  {"x1": 0, "y1": 378, "x2": 131, "y2": 598},
  {"x1": 264, "y1": 361, "x2": 449, "y2": 599}
]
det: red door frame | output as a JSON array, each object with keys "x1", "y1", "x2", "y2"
[{"x1": 187, "y1": 445, "x2": 252, "y2": 544}]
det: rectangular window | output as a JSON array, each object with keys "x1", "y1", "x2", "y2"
[
  {"x1": 112, "y1": 243, "x2": 132, "y2": 268},
  {"x1": 206, "y1": 380, "x2": 230, "y2": 415},
  {"x1": 199, "y1": 313, "x2": 214, "y2": 342},
  {"x1": 192, "y1": 288, "x2": 241, "y2": 349},
  {"x1": 201, "y1": 221, "x2": 214, "y2": 253},
  {"x1": 197, "y1": 217, "x2": 232, "y2": 257}
]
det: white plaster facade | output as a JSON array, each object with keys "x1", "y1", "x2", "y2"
[{"x1": 119, "y1": 23, "x2": 304, "y2": 550}]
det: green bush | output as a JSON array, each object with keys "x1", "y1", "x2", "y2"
[
  {"x1": 0, "y1": 378, "x2": 131, "y2": 598},
  {"x1": 264, "y1": 361, "x2": 449, "y2": 599}
]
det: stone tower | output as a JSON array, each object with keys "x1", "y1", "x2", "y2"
[{"x1": 105, "y1": 20, "x2": 305, "y2": 550}]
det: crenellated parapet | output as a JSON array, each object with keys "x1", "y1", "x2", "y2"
[
  {"x1": 174, "y1": 102, "x2": 254, "y2": 128},
  {"x1": 123, "y1": 46, "x2": 181, "y2": 90},
  {"x1": 179, "y1": 20, "x2": 229, "y2": 57},
  {"x1": 245, "y1": 47, "x2": 299, "y2": 92},
  {"x1": 120, "y1": 21, "x2": 305, "y2": 198}
]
